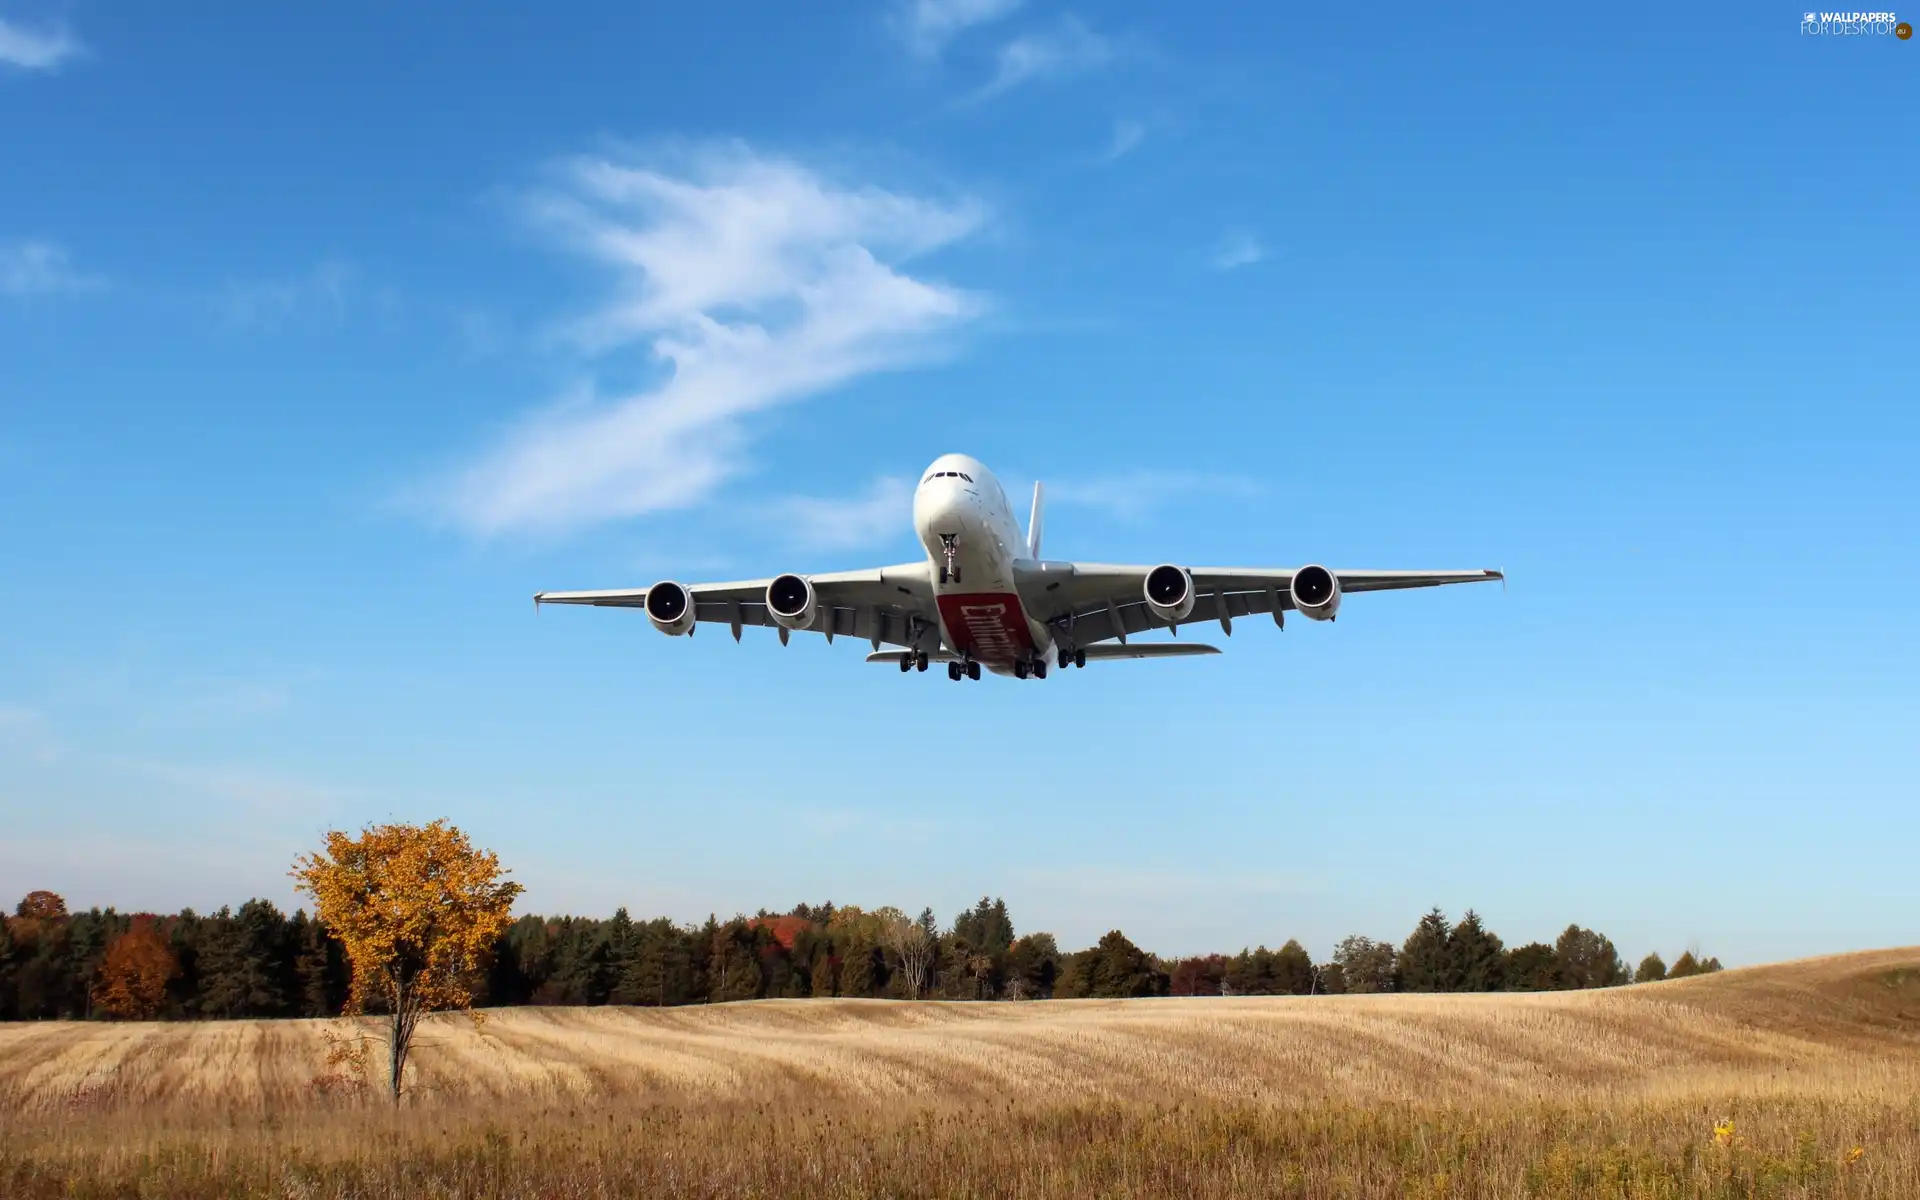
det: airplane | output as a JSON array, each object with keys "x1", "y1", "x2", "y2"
[{"x1": 534, "y1": 453, "x2": 1503, "y2": 681}]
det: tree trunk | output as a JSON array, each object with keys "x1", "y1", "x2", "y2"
[{"x1": 387, "y1": 976, "x2": 412, "y2": 1105}]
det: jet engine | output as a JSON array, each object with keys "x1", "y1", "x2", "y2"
[
  {"x1": 765, "y1": 573, "x2": 817, "y2": 630},
  {"x1": 1144, "y1": 564, "x2": 1196, "y2": 623},
  {"x1": 1291, "y1": 564, "x2": 1341, "y2": 621},
  {"x1": 645, "y1": 581, "x2": 697, "y2": 636}
]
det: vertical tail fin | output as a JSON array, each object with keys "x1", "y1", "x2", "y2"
[{"x1": 1027, "y1": 481, "x2": 1045, "y2": 559}]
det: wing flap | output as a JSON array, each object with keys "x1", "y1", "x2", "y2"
[{"x1": 1081, "y1": 643, "x2": 1221, "y2": 660}]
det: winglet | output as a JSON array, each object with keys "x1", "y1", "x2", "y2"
[{"x1": 1027, "y1": 481, "x2": 1045, "y2": 559}]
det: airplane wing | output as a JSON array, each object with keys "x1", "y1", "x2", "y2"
[
  {"x1": 1015, "y1": 563, "x2": 1503, "y2": 648},
  {"x1": 535, "y1": 562, "x2": 938, "y2": 650}
]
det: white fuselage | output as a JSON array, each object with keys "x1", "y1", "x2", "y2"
[{"x1": 911, "y1": 454, "x2": 1053, "y2": 676}]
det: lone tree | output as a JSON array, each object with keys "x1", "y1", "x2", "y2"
[
  {"x1": 878, "y1": 907, "x2": 934, "y2": 998},
  {"x1": 291, "y1": 819, "x2": 522, "y2": 1103}
]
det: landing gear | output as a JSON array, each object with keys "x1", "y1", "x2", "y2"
[
  {"x1": 915, "y1": 652, "x2": 929, "y2": 672},
  {"x1": 938, "y1": 534, "x2": 961, "y2": 585},
  {"x1": 1031, "y1": 660, "x2": 1047, "y2": 680},
  {"x1": 1075, "y1": 649, "x2": 1086, "y2": 668},
  {"x1": 946, "y1": 657, "x2": 983, "y2": 682},
  {"x1": 967, "y1": 660, "x2": 981, "y2": 681},
  {"x1": 948, "y1": 661, "x2": 963, "y2": 681},
  {"x1": 1014, "y1": 661, "x2": 1029, "y2": 680},
  {"x1": 899, "y1": 655, "x2": 911, "y2": 673}
]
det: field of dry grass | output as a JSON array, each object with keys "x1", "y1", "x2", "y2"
[{"x1": 3, "y1": 947, "x2": 1916, "y2": 1197}]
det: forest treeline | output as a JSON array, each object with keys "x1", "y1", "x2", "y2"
[{"x1": 0, "y1": 888, "x2": 1722, "y2": 1021}]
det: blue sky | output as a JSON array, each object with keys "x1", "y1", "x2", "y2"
[{"x1": 3, "y1": 2, "x2": 1915, "y2": 967}]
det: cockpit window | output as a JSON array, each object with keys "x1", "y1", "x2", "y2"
[{"x1": 921, "y1": 471, "x2": 974, "y2": 483}]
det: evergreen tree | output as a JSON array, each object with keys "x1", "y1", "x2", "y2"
[
  {"x1": 1398, "y1": 908, "x2": 1456, "y2": 992},
  {"x1": 1634, "y1": 952, "x2": 1668, "y2": 983},
  {"x1": 197, "y1": 901, "x2": 291, "y2": 1018},
  {"x1": 1224, "y1": 947, "x2": 1277, "y2": 995},
  {"x1": 1273, "y1": 939, "x2": 1315, "y2": 995},
  {"x1": 605, "y1": 907, "x2": 637, "y2": 996},
  {"x1": 1448, "y1": 911, "x2": 1507, "y2": 992},
  {"x1": 292, "y1": 910, "x2": 347, "y2": 1017},
  {"x1": 1666, "y1": 950, "x2": 1722, "y2": 978}
]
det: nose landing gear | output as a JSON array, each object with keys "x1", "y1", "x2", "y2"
[{"x1": 938, "y1": 534, "x2": 962, "y2": 585}]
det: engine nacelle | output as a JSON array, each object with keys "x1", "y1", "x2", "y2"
[
  {"x1": 1291, "y1": 564, "x2": 1341, "y2": 621},
  {"x1": 765, "y1": 573, "x2": 817, "y2": 630},
  {"x1": 645, "y1": 581, "x2": 696, "y2": 636},
  {"x1": 1143, "y1": 564, "x2": 1196, "y2": 624}
]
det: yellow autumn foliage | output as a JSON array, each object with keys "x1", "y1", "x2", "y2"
[{"x1": 290, "y1": 819, "x2": 521, "y2": 1100}]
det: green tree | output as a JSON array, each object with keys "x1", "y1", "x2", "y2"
[
  {"x1": 0, "y1": 915, "x2": 16, "y2": 1020},
  {"x1": 708, "y1": 920, "x2": 761, "y2": 1003},
  {"x1": 1057, "y1": 931, "x2": 1165, "y2": 999},
  {"x1": 1398, "y1": 909, "x2": 1456, "y2": 992},
  {"x1": 1504, "y1": 942, "x2": 1559, "y2": 990},
  {"x1": 1223, "y1": 947, "x2": 1277, "y2": 995},
  {"x1": 198, "y1": 901, "x2": 291, "y2": 1018},
  {"x1": 1332, "y1": 935, "x2": 1397, "y2": 993},
  {"x1": 292, "y1": 910, "x2": 348, "y2": 1017},
  {"x1": 951, "y1": 896, "x2": 1015, "y2": 957},
  {"x1": 1004, "y1": 933, "x2": 1058, "y2": 999},
  {"x1": 838, "y1": 938, "x2": 881, "y2": 998},
  {"x1": 1273, "y1": 940, "x2": 1315, "y2": 995},
  {"x1": 1553, "y1": 925, "x2": 1628, "y2": 989},
  {"x1": 1634, "y1": 952, "x2": 1668, "y2": 983},
  {"x1": 1449, "y1": 911, "x2": 1507, "y2": 992},
  {"x1": 1667, "y1": 950, "x2": 1723, "y2": 978}
]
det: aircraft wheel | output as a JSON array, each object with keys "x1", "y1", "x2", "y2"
[
  {"x1": 899, "y1": 655, "x2": 911, "y2": 673},
  {"x1": 1033, "y1": 661, "x2": 1047, "y2": 680},
  {"x1": 1075, "y1": 650, "x2": 1086, "y2": 668},
  {"x1": 1014, "y1": 662, "x2": 1029, "y2": 680},
  {"x1": 967, "y1": 661, "x2": 981, "y2": 681},
  {"x1": 948, "y1": 662, "x2": 962, "y2": 681},
  {"x1": 916, "y1": 653, "x2": 929, "y2": 672}
]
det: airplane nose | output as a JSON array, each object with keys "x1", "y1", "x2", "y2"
[{"x1": 914, "y1": 478, "x2": 970, "y2": 539}]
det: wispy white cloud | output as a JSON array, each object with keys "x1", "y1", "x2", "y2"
[
  {"x1": 418, "y1": 143, "x2": 987, "y2": 538},
  {"x1": 1212, "y1": 232, "x2": 1264, "y2": 271},
  {"x1": 774, "y1": 476, "x2": 914, "y2": 550},
  {"x1": 972, "y1": 15, "x2": 1115, "y2": 102},
  {"x1": 1047, "y1": 470, "x2": 1261, "y2": 522},
  {"x1": 1, "y1": 240, "x2": 104, "y2": 297},
  {"x1": 216, "y1": 259, "x2": 357, "y2": 329},
  {"x1": 891, "y1": 0, "x2": 1022, "y2": 57},
  {"x1": 1107, "y1": 118, "x2": 1147, "y2": 161},
  {"x1": 0, "y1": 18, "x2": 82, "y2": 71},
  {"x1": 127, "y1": 759, "x2": 361, "y2": 814}
]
